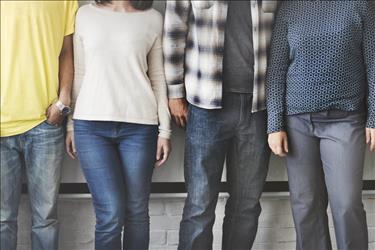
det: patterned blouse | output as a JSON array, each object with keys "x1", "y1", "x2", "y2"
[{"x1": 266, "y1": 0, "x2": 375, "y2": 133}]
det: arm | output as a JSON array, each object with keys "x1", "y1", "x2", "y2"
[
  {"x1": 58, "y1": 35, "x2": 74, "y2": 106},
  {"x1": 364, "y1": 2, "x2": 375, "y2": 129},
  {"x1": 148, "y1": 31, "x2": 172, "y2": 140},
  {"x1": 266, "y1": 3, "x2": 290, "y2": 156},
  {"x1": 46, "y1": 35, "x2": 74, "y2": 125},
  {"x1": 266, "y1": 3, "x2": 290, "y2": 134},
  {"x1": 66, "y1": 33, "x2": 85, "y2": 159},
  {"x1": 66, "y1": 34, "x2": 85, "y2": 132},
  {"x1": 163, "y1": 0, "x2": 191, "y2": 99},
  {"x1": 163, "y1": 1, "x2": 191, "y2": 128},
  {"x1": 148, "y1": 19, "x2": 172, "y2": 166},
  {"x1": 364, "y1": 1, "x2": 375, "y2": 151},
  {"x1": 46, "y1": 0, "x2": 78, "y2": 125}
]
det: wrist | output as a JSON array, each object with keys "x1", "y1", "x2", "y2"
[
  {"x1": 58, "y1": 94, "x2": 71, "y2": 107},
  {"x1": 54, "y1": 100, "x2": 72, "y2": 116}
]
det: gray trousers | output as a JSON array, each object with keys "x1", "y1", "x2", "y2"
[{"x1": 285, "y1": 110, "x2": 368, "y2": 250}]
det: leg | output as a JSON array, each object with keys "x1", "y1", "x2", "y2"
[
  {"x1": 222, "y1": 110, "x2": 270, "y2": 250},
  {"x1": 0, "y1": 136, "x2": 23, "y2": 250},
  {"x1": 318, "y1": 111, "x2": 368, "y2": 250},
  {"x1": 23, "y1": 122, "x2": 64, "y2": 250},
  {"x1": 116, "y1": 123, "x2": 158, "y2": 250},
  {"x1": 178, "y1": 105, "x2": 232, "y2": 250},
  {"x1": 74, "y1": 120, "x2": 125, "y2": 250},
  {"x1": 285, "y1": 115, "x2": 332, "y2": 250}
]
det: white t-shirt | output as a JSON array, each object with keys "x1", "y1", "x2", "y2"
[{"x1": 68, "y1": 4, "x2": 171, "y2": 139}]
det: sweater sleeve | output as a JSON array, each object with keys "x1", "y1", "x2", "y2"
[
  {"x1": 364, "y1": 1, "x2": 375, "y2": 128},
  {"x1": 66, "y1": 33, "x2": 85, "y2": 132},
  {"x1": 148, "y1": 22, "x2": 172, "y2": 139},
  {"x1": 163, "y1": 0, "x2": 191, "y2": 99},
  {"x1": 266, "y1": 2, "x2": 290, "y2": 134}
]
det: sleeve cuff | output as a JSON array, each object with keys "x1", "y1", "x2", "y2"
[
  {"x1": 168, "y1": 83, "x2": 186, "y2": 99},
  {"x1": 267, "y1": 115, "x2": 286, "y2": 134},
  {"x1": 158, "y1": 129, "x2": 172, "y2": 139},
  {"x1": 366, "y1": 114, "x2": 375, "y2": 129}
]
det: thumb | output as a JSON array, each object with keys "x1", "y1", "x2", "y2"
[
  {"x1": 156, "y1": 144, "x2": 162, "y2": 161},
  {"x1": 283, "y1": 136, "x2": 289, "y2": 153}
]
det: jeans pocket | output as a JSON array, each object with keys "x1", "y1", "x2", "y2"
[{"x1": 43, "y1": 120, "x2": 61, "y2": 128}]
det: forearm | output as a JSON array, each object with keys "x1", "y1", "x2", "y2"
[{"x1": 58, "y1": 35, "x2": 74, "y2": 106}]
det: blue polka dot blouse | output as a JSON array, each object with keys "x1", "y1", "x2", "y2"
[{"x1": 266, "y1": 0, "x2": 375, "y2": 133}]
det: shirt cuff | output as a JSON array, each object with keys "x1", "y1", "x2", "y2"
[
  {"x1": 168, "y1": 83, "x2": 186, "y2": 99},
  {"x1": 366, "y1": 113, "x2": 375, "y2": 129},
  {"x1": 158, "y1": 129, "x2": 172, "y2": 139}
]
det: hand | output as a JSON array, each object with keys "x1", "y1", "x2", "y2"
[
  {"x1": 268, "y1": 131, "x2": 289, "y2": 157},
  {"x1": 366, "y1": 128, "x2": 375, "y2": 152},
  {"x1": 155, "y1": 137, "x2": 171, "y2": 167},
  {"x1": 46, "y1": 103, "x2": 63, "y2": 126},
  {"x1": 169, "y1": 98, "x2": 188, "y2": 128},
  {"x1": 66, "y1": 131, "x2": 77, "y2": 159}
]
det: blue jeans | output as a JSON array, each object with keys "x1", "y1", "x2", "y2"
[
  {"x1": 74, "y1": 120, "x2": 158, "y2": 250},
  {"x1": 179, "y1": 93, "x2": 271, "y2": 250},
  {"x1": 0, "y1": 121, "x2": 64, "y2": 250}
]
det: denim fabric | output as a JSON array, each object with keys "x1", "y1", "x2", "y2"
[
  {"x1": 74, "y1": 120, "x2": 158, "y2": 250},
  {"x1": 0, "y1": 121, "x2": 64, "y2": 250},
  {"x1": 178, "y1": 93, "x2": 270, "y2": 250},
  {"x1": 285, "y1": 110, "x2": 368, "y2": 250}
]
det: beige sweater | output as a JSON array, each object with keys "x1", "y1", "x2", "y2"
[{"x1": 67, "y1": 4, "x2": 171, "y2": 139}]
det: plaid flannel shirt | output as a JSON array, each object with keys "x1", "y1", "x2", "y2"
[{"x1": 163, "y1": 0, "x2": 278, "y2": 111}]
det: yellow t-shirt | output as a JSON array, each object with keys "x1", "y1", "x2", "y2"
[{"x1": 1, "y1": 1, "x2": 78, "y2": 137}]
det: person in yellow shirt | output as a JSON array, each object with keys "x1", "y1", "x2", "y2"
[{"x1": 0, "y1": 1, "x2": 78, "y2": 249}]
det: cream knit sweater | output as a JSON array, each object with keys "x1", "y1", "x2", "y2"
[{"x1": 67, "y1": 4, "x2": 171, "y2": 138}]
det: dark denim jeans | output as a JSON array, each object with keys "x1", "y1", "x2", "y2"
[
  {"x1": 179, "y1": 93, "x2": 270, "y2": 250},
  {"x1": 74, "y1": 120, "x2": 158, "y2": 250},
  {"x1": 0, "y1": 121, "x2": 64, "y2": 250}
]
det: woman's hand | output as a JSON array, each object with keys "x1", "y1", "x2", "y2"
[
  {"x1": 155, "y1": 137, "x2": 171, "y2": 167},
  {"x1": 66, "y1": 131, "x2": 77, "y2": 159},
  {"x1": 366, "y1": 128, "x2": 375, "y2": 152},
  {"x1": 268, "y1": 131, "x2": 289, "y2": 157}
]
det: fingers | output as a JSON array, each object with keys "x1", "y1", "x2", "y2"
[
  {"x1": 283, "y1": 136, "x2": 289, "y2": 154},
  {"x1": 169, "y1": 98, "x2": 188, "y2": 128},
  {"x1": 66, "y1": 133, "x2": 77, "y2": 159},
  {"x1": 156, "y1": 144, "x2": 162, "y2": 161},
  {"x1": 72, "y1": 138, "x2": 77, "y2": 157},
  {"x1": 66, "y1": 141, "x2": 75, "y2": 159},
  {"x1": 366, "y1": 128, "x2": 371, "y2": 144},
  {"x1": 368, "y1": 128, "x2": 375, "y2": 152},
  {"x1": 172, "y1": 110, "x2": 188, "y2": 128},
  {"x1": 155, "y1": 141, "x2": 171, "y2": 167}
]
